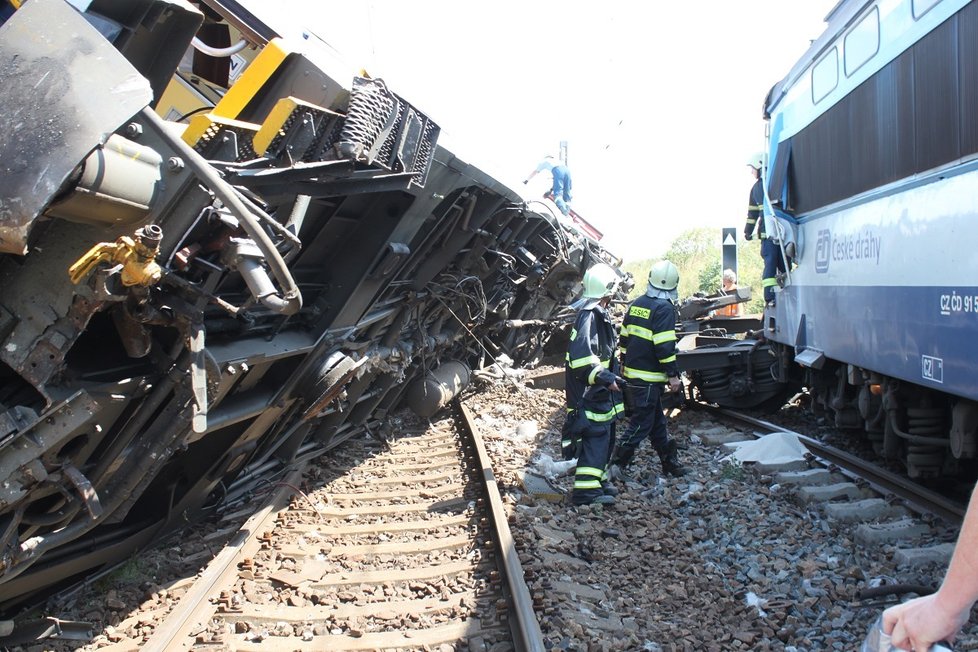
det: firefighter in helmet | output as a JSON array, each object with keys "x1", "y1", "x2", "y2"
[
  {"x1": 744, "y1": 152, "x2": 785, "y2": 306},
  {"x1": 610, "y1": 260, "x2": 686, "y2": 479},
  {"x1": 563, "y1": 262, "x2": 625, "y2": 506}
]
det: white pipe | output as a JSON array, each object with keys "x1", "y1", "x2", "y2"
[{"x1": 191, "y1": 37, "x2": 247, "y2": 58}]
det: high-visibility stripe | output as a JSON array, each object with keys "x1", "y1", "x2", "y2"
[
  {"x1": 652, "y1": 329, "x2": 676, "y2": 344},
  {"x1": 625, "y1": 324, "x2": 654, "y2": 341},
  {"x1": 574, "y1": 478, "x2": 602, "y2": 489},
  {"x1": 623, "y1": 367, "x2": 668, "y2": 383},
  {"x1": 584, "y1": 402, "x2": 625, "y2": 422},
  {"x1": 746, "y1": 217, "x2": 758, "y2": 224},
  {"x1": 762, "y1": 277, "x2": 778, "y2": 288},
  {"x1": 588, "y1": 366, "x2": 601, "y2": 385},
  {"x1": 576, "y1": 466, "x2": 603, "y2": 478},
  {"x1": 567, "y1": 353, "x2": 600, "y2": 369},
  {"x1": 659, "y1": 355, "x2": 677, "y2": 364}
]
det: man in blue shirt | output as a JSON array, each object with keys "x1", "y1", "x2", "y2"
[{"x1": 524, "y1": 155, "x2": 572, "y2": 216}]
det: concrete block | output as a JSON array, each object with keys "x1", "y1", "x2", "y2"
[
  {"x1": 795, "y1": 482, "x2": 863, "y2": 505},
  {"x1": 525, "y1": 369, "x2": 564, "y2": 389},
  {"x1": 751, "y1": 459, "x2": 810, "y2": 474},
  {"x1": 700, "y1": 430, "x2": 752, "y2": 446},
  {"x1": 518, "y1": 471, "x2": 563, "y2": 503},
  {"x1": 823, "y1": 498, "x2": 909, "y2": 523},
  {"x1": 774, "y1": 468, "x2": 836, "y2": 487},
  {"x1": 894, "y1": 543, "x2": 955, "y2": 568},
  {"x1": 854, "y1": 519, "x2": 931, "y2": 546}
]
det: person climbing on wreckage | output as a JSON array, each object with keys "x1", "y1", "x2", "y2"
[{"x1": 562, "y1": 263, "x2": 626, "y2": 506}]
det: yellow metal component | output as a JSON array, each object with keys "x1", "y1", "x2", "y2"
[
  {"x1": 156, "y1": 72, "x2": 225, "y2": 123},
  {"x1": 182, "y1": 112, "x2": 260, "y2": 153},
  {"x1": 9, "y1": 0, "x2": 22, "y2": 8},
  {"x1": 253, "y1": 96, "x2": 333, "y2": 156},
  {"x1": 69, "y1": 230, "x2": 163, "y2": 288},
  {"x1": 210, "y1": 37, "x2": 291, "y2": 120}
]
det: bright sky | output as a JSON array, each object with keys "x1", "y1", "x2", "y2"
[{"x1": 256, "y1": 1, "x2": 838, "y2": 263}]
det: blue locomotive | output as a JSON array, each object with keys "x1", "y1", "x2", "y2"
[{"x1": 686, "y1": 0, "x2": 978, "y2": 479}]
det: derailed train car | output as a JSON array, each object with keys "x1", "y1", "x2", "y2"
[{"x1": 0, "y1": 0, "x2": 619, "y2": 604}]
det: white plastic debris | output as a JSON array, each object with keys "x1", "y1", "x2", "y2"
[
  {"x1": 515, "y1": 420, "x2": 539, "y2": 440},
  {"x1": 746, "y1": 591, "x2": 768, "y2": 617},
  {"x1": 532, "y1": 452, "x2": 577, "y2": 479},
  {"x1": 722, "y1": 431, "x2": 808, "y2": 465}
]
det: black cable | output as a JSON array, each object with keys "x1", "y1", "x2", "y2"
[{"x1": 175, "y1": 106, "x2": 212, "y2": 123}]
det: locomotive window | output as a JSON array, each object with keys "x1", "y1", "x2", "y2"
[
  {"x1": 812, "y1": 48, "x2": 838, "y2": 104},
  {"x1": 912, "y1": 0, "x2": 942, "y2": 19},
  {"x1": 844, "y1": 7, "x2": 879, "y2": 76}
]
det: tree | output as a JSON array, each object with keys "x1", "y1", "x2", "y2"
[
  {"x1": 622, "y1": 227, "x2": 767, "y2": 314},
  {"x1": 698, "y1": 259, "x2": 721, "y2": 295}
]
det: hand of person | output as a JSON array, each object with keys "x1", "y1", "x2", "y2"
[
  {"x1": 668, "y1": 376, "x2": 682, "y2": 393},
  {"x1": 608, "y1": 381, "x2": 620, "y2": 392},
  {"x1": 744, "y1": 230, "x2": 753, "y2": 241},
  {"x1": 883, "y1": 593, "x2": 968, "y2": 652}
]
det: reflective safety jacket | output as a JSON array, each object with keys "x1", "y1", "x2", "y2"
[
  {"x1": 564, "y1": 305, "x2": 624, "y2": 423},
  {"x1": 744, "y1": 178, "x2": 766, "y2": 239},
  {"x1": 619, "y1": 294, "x2": 678, "y2": 384}
]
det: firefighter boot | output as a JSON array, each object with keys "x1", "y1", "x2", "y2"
[
  {"x1": 607, "y1": 444, "x2": 637, "y2": 483},
  {"x1": 657, "y1": 440, "x2": 687, "y2": 477}
]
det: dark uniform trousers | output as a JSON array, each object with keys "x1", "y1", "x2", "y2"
[
  {"x1": 616, "y1": 382, "x2": 667, "y2": 466},
  {"x1": 761, "y1": 237, "x2": 786, "y2": 304}
]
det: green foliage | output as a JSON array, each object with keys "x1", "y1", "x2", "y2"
[
  {"x1": 622, "y1": 227, "x2": 768, "y2": 314},
  {"x1": 719, "y1": 461, "x2": 746, "y2": 481},
  {"x1": 698, "y1": 259, "x2": 722, "y2": 295},
  {"x1": 93, "y1": 555, "x2": 154, "y2": 591}
]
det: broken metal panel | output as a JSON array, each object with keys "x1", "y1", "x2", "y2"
[
  {"x1": 0, "y1": 0, "x2": 153, "y2": 255},
  {"x1": 0, "y1": 391, "x2": 100, "y2": 510}
]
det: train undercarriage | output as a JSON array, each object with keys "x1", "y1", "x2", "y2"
[
  {"x1": 680, "y1": 328, "x2": 978, "y2": 483},
  {"x1": 0, "y1": 0, "x2": 626, "y2": 608}
]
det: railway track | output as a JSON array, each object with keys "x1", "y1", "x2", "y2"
[
  {"x1": 137, "y1": 405, "x2": 544, "y2": 651},
  {"x1": 13, "y1": 376, "x2": 975, "y2": 650},
  {"x1": 689, "y1": 402, "x2": 968, "y2": 605},
  {"x1": 702, "y1": 405, "x2": 967, "y2": 524}
]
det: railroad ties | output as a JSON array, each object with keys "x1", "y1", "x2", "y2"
[
  {"x1": 142, "y1": 411, "x2": 543, "y2": 651},
  {"x1": 695, "y1": 407, "x2": 962, "y2": 584}
]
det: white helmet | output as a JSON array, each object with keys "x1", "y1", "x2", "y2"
[
  {"x1": 746, "y1": 152, "x2": 766, "y2": 170},
  {"x1": 648, "y1": 260, "x2": 679, "y2": 292},
  {"x1": 581, "y1": 263, "x2": 620, "y2": 299}
]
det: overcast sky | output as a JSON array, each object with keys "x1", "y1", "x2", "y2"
[{"x1": 257, "y1": 1, "x2": 839, "y2": 263}]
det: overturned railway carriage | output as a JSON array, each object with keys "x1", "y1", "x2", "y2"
[
  {"x1": 686, "y1": 0, "x2": 978, "y2": 480},
  {"x1": 0, "y1": 0, "x2": 616, "y2": 605}
]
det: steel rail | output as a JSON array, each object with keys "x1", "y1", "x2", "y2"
[
  {"x1": 700, "y1": 404, "x2": 966, "y2": 524},
  {"x1": 457, "y1": 402, "x2": 546, "y2": 652},
  {"x1": 142, "y1": 467, "x2": 305, "y2": 652}
]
